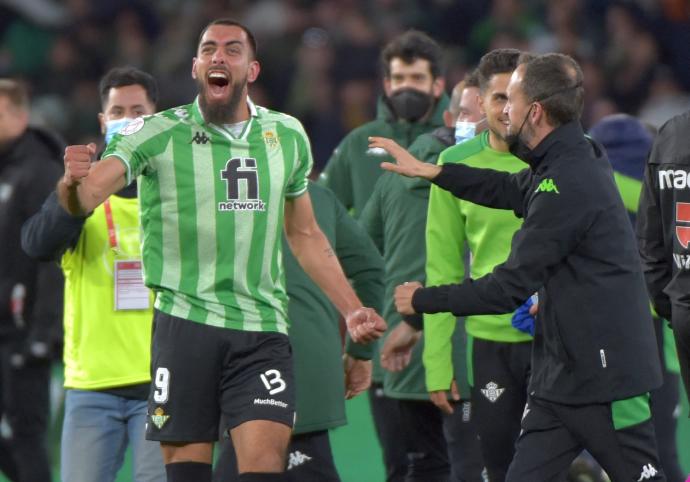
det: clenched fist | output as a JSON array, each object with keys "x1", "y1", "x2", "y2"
[
  {"x1": 345, "y1": 307, "x2": 387, "y2": 343},
  {"x1": 63, "y1": 143, "x2": 97, "y2": 187},
  {"x1": 394, "y1": 281, "x2": 423, "y2": 315}
]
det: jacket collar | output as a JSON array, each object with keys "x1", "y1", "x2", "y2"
[{"x1": 523, "y1": 121, "x2": 585, "y2": 170}]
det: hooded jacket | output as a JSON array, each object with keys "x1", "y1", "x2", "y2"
[
  {"x1": 0, "y1": 126, "x2": 64, "y2": 344},
  {"x1": 360, "y1": 126, "x2": 455, "y2": 399},
  {"x1": 319, "y1": 94, "x2": 449, "y2": 218},
  {"x1": 413, "y1": 122, "x2": 662, "y2": 404}
]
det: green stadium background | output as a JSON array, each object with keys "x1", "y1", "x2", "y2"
[{"x1": 0, "y1": 366, "x2": 688, "y2": 481}]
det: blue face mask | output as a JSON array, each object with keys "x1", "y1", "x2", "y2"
[
  {"x1": 104, "y1": 117, "x2": 135, "y2": 145},
  {"x1": 454, "y1": 120, "x2": 477, "y2": 145}
]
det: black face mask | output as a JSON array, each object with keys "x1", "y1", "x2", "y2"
[
  {"x1": 506, "y1": 104, "x2": 534, "y2": 160},
  {"x1": 387, "y1": 88, "x2": 433, "y2": 122}
]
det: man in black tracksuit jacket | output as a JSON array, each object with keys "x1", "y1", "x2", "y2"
[
  {"x1": 0, "y1": 79, "x2": 63, "y2": 482},
  {"x1": 372, "y1": 53, "x2": 665, "y2": 481},
  {"x1": 637, "y1": 110, "x2": 690, "y2": 417}
]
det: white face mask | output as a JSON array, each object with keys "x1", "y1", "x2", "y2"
[
  {"x1": 454, "y1": 120, "x2": 477, "y2": 145},
  {"x1": 104, "y1": 117, "x2": 135, "y2": 145}
]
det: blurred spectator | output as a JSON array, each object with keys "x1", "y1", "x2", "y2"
[
  {"x1": 602, "y1": 3, "x2": 660, "y2": 113},
  {"x1": 639, "y1": 66, "x2": 690, "y2": 129},
  {"x1": 0, "y1": 78, "x2": 63, "y2": 482},
  {"x1": 0, "y1": 0, "x2": 687, "y2": 169},
  {"x1": 467, "y1": 0, "x2": 538, "y2": 62}
]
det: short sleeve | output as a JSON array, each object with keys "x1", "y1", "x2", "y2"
[
  {"x1": 285, "y1": 123, "x2": 313, "y2": 198},
  {"x1": 102, "y1": 116, "x2": 160, "y2": 185}
]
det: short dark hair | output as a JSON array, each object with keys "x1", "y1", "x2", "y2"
[
  {"x1": 448, "y1": 69, "x2": 480, "y2": 116},
  {"x1": 198, "y1": 18, "x2": 258, "y2": 59},
  {"x1": 521, "y1": 53, "x2": 584, "y2": 126},
  {"x1": 381, "y1": 30, "x2": 443, "y2": 79},
  {"x1": 465, "y1": 68, "x2": 481, "y2": 89},
  {"x1": 517, "y1": 51, "x2": 537, "y2": 66},
  {"x1": 477, "y1": 49, "x2": 521, "y2": 93},
  {"x1": 0, "y1": 79, "x2": 29, "y2": 111},
  {"x1": 99, "y1": 67, "x2": 158, "y2": 108}
]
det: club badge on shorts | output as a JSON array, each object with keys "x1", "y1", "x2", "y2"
[{"x1": 150, "y1": 407, "x2": 170, "y2": 429}]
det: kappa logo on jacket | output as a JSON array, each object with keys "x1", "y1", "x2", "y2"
[{"x1": 534, "y1": 178, "x2": 560, "y2": 194}]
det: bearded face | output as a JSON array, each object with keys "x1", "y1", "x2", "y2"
[
  {"x1": 196, "y1": 68, "x2": 247, "y2": 125},
  {"x1": 192, "y1": 24, "x2": 259, "y2": 124}
]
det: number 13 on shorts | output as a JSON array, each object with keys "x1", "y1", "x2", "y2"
[{"x1": 260, "y1": 369, "x2": 286, "y2": 395}]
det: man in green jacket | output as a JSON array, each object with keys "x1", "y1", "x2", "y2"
[
  {"x1": 213, "y1": 180, "x2": 384, "y2": 481},
  {"x1": 320, "y1": 30, "x2": 448, "y2": 481},
  {"x1": 373, "y1": 49, "x2": 533, "y2": 482},
  {"x1": 363, "y1": 73, "x2": 485, "y2": 481}
]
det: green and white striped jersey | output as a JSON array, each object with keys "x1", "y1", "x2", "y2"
[{"x1": 103, "y1": 97, "x2": 313, "y2": 334}]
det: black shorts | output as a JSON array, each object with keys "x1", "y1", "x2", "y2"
[{"x1": 146, "y1": 310, "x2": 295, "y2": 443}]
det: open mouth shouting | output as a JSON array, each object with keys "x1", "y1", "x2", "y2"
[{"x1": 206, "y1": 70, "x2": 230, "y2": 100}]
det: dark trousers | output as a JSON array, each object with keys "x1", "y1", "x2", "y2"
[
  {"x1": 442, "y1": 400, "x2": 485, "y2": 482},
  {"x1": 0, "y1": 343, "x2": 52, "y2": 482},
  {"x1": 213, "y1": 430, "x2": 340, "y2": 482},
  {"x1": 399, "y1": 399, "x2": 484, "y2": 482},
  {"x1": 651, "y1": 319, "x2": 684, "y2": 482},
  {"x1": 470, "y1": 338, "x2": 531, "y2": 482},
  {"x1": 507, "y1": 396, "x2": 665, "y2": 482},
  {"x1": 369, "y1": 383, "x2": 408, "y2": 482}
]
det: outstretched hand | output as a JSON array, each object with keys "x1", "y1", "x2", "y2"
[
  {"x1": 369, "y1": 136, "x2": 441, "y2": 179},
  {"x1": 346, "y1": 307, "x2": 387, "y2": 343}
]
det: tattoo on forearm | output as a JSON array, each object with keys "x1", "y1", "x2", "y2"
[{"x1": 324, "y1": 248, "x2": 335, "y2": 258}]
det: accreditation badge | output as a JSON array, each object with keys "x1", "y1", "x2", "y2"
[{"x1": 114, "y1": 259, "x2": 150, "y2": 310}]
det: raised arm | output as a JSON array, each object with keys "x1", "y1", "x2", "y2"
[
  {"x1": 432, "y1": 163, "x2": 531, "y2": 215},
  {"x1": 371, "y1": 136, "x2": 531, "y2": 215},
  {"x1": 57, "y1": 144, "x2": 127, "y2": 216},
  {"x1": 284, "y1": 192, "x2": 386, "y2": 343}
]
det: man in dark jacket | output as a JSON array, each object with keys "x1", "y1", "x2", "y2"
[
  {"x1": 637, "y1": 110, "x2": 690, "y2": 427},
  {"x1": 371, "y1": 53, "x2": 665, "y2": 481},
  {"x1": 0, "y1": 79, "x2": 63, "y2": 482},
  {"x1": 591, "y1": 114, "x2": 685, "y2": 482}
]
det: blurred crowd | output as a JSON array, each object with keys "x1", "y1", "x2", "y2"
[{"x1": 2, "y1": 0, "x2": 690, "y2": 171}]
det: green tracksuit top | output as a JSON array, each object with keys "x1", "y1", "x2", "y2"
[
  {"x1": 360, "y1": 127, "x2": 471, "y2": 399},
  {"x1": 319, "y1": 94, "x2": 449, "y2": 218},
  {"x1": 424, "y1": 130, "x2": 532, "y2": 392},
  {"x1": 320, "y1": 94, "x2": 448, "y2": 383},
  {"x1": 285, "y1": 181, "x2": 384, "y2": 434}
]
